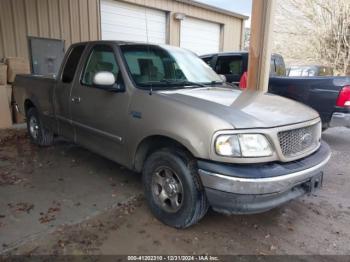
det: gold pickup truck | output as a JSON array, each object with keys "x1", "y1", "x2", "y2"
[{"x1": 14, "y1": 41, "x2": 331, "y2": 228}]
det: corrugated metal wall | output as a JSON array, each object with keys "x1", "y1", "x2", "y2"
[
  {"x1": 0, "y1": 0, "x2": 244, "y2": 60},
  {"x1": 0, "y1": 0, "x2": 101, "y2": 59},
  {"x1": 120, "y1": 0, "x2": 244, "y2": 51}
]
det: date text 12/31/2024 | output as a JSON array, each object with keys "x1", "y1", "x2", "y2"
[{"x1": 127, "y1": 255, "x2": 220, "y2": 261}]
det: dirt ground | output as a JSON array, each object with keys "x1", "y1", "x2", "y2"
[{"x1": 1, "y1": 127, "x2": 350, "y2": 256}]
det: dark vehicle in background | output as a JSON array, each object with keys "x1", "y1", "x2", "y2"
[
  {"x1": 287, "y1": 65, "x2": 334, "y2": 77},
  {"x1": 201, "y1": 52, "x2": 350, "y2": 130},
  {"x1": 201, "y1": 51, "x2": 286, "y2": 85}
]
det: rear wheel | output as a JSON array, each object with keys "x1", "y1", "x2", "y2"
[
  {"x1": 142, "y1": 148, "x2": 208, "y2": 228},
  {"x1": 26, "y1": 107, "x2": 54, "y2": 146}
]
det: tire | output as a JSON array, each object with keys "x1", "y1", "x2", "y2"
[
  {"x1": 26, "y1": 107, "x2": 54, "y2": 146},
  {"x1": 322, "y1": 121, "x2": 329, "y2": 132},
  {"x1": 142, "y1": 148, "x2": 208, "y2": 228}
]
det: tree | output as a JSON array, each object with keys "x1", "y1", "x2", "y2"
[
  {"x1": 273, "y1": 0, "x2": 350, "y2": 75},
  {"x1": 243, "y1": 27, "x2": 251, "y2": 51}
]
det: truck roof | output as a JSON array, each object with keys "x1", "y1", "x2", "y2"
[
  {"x1": 69, "y1": 40, "x2": 167, "y2": 48},
  {"x1": 200, "y1": 51, "x2": 249, "y2": 58},
  {"x1": 200, "y1": 51, "x2": 283, "y2": 58}
]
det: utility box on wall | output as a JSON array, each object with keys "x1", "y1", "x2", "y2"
[{"x1": 28, "y1": 37, "x2": 65, "y2": 77}]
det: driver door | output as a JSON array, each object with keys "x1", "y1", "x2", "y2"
[{"x1": 70, "y1": 43, "x2": 130, "y2": 165}]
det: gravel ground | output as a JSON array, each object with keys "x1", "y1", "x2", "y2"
[{"x1": 1, "y1": 127, "x2": 350, "y2": 256}]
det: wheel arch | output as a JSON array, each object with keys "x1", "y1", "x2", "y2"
[
  {"x1": 133, "y1": 135, "x2": 195, "y2": 173},
  {"x1": 24, "y1": 99, "x2": 36, "y2": 116}
]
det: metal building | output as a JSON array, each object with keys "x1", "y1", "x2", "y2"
[{"x1": 0, "y1": 0, "x2": 248, "y2": 59}]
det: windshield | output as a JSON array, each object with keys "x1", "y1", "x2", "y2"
[{"x1": 120, "y1": 44, "x2": 222, "y2": 89}]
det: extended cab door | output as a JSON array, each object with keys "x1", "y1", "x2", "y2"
[
  {"x1": 69, "y1": 43, "x2": 130, "y2": 165},
  {"x1": 54, "y1": 44, "x2": 86, "y2": 140}
]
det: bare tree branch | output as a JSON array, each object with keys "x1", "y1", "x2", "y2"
[{"x1": 272, "y1": 0, "x2": 350, "y2": 75}]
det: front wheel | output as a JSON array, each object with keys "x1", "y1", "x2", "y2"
[
  {"x1": 26, "y1": 107, "x2": 54, "y2": 146},
  {"x1": 142, "y1": 148, "x2": 208, "y2": 228}
]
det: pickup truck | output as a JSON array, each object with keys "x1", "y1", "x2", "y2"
[
  {"x1": 287, "y1": 65, "x2": 334, "y2": 77},
  {"x1": 14, "y1": 41, "x2": 331, "y2": 228},
  {"x1": 201, "y1": 51, "x2": 350, "y2": 130}
]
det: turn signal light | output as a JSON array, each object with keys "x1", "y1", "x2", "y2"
[{"x1": 336, "y1": 86, "x2": 350, "y2": 107}]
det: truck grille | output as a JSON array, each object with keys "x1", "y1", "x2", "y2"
[{"x1": 278, "y1": 123, "x2": 320, "y2": 158}]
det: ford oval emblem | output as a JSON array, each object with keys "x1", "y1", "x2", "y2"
[{"x1": 301, "y1": 133, "x2": 313, "y2": 146}]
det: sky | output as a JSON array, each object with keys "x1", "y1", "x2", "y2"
[{"x1": 196, "y1": 0, "x2": 252, "y2": 27}]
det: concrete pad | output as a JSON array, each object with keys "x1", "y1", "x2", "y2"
[{"x1": 0, "y1": 129, "x2": 142, "y2": 253}]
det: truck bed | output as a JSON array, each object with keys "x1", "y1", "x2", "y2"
[
  {"x1": 269, "y1": 76, "x2": 350, "y2": 127},
  {"x1": 14, "y1": 74, "x2": 56, "y2": 121}
]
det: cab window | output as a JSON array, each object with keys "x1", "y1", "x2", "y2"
[
  {"x1": 270, "y1": 55, "x2": 286, "y2": 76},
  {"x1": 62, "y1": 45, "x2": 85, "y2": 83},
  {"x1": 216, "y1": 56, "x2": 243, "y2": 76},
  {"x1": 81, "y1": 45, "x2": 120, "y2": 86},
  {"x1": 275, "y1": 55, "x2": 286, "y2": 76}
]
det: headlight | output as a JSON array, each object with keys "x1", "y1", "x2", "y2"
[
  {"x1": 215, "y1": 134, "x2": 273, "y2": 157},
  {"x1": 215, "y1": 135, "x2": 241, "y2": 157}
]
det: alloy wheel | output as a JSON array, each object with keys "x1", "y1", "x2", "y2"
[{"x1": 151, "y1": 166, "x2": 184, "y2": 213}]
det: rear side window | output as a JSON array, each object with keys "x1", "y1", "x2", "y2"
[
  {"x1": 216, "y1": 56, "x2": 243, "y2": 76},
  {"x1": 62, "y1": 45, "x2": 85, "y2": 83}
]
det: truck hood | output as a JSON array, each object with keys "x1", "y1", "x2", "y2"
[{"x1": 159, "y1": 87, "x2": 319, "y2": 129}]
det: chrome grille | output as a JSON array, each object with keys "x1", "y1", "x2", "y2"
[{"x1": 278, "y1": 123, "x2": 320, "y2": 157}]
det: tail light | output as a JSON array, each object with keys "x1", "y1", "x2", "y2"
[{"x1": 336, "y1": 86, "x2": 350, "y2": 107}]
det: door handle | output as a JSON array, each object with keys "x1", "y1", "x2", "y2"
[{"x1": 71, "y1": 97, "x2": 81, "y2": 103}]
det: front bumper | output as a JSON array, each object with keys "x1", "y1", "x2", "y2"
[
  {"x1": 330, "y1": 112, "x2": 350, "y2": 128},
  {"x1": 198, "y1": 142, "x2": 331, "y2": 214}
]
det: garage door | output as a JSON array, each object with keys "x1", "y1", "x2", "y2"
[
  {"x1": 180, "y1": 17, "x2": 221, "y2": 55},
  {"x1": 101, "y1": 0, "x2": 166, "y2": 44}
]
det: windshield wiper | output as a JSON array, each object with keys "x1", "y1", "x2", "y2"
[
  {"x1": 201, "y1": 81, "x2": 224, "y2": 86},
  {"x1": 161, "y1": 79, "x2": 206, "y2": 87},
  {"x1": 138, "y1": 80, "x2": 206, "y2": 91},
  {"x1": 138, "y1": 81, "x2": 168, "y2": 87}
]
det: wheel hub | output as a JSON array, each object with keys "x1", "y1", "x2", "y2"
[
  {"x1": 152, "y1": 167, "x2": 184, "y2": 213},
  {"x1": 164, "y1": 178, "x2": 178, "y2": 196},
  {"x1": 29, "y1": 117, "x2": 39, "y2": 139}
]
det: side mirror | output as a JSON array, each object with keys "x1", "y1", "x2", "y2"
[
  {"x1": 219, "y1": 74, "x2": 227, "y2": 82},
  {"x1": 93, "y1": 71, "x2": 124, "y2": 92},
  {"x1": 93, "y1": 71, "x2": 115, "y2": 86}
]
